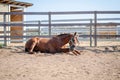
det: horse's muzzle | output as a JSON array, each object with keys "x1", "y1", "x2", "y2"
[{"x1": 70, "y1": 45, "x2": 75, "y2": 51}]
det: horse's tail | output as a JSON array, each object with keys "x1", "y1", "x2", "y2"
[{"x1": 25, "y1": 48, "x2": 29, "y2": 52}]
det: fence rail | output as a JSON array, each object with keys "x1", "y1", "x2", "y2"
[
  {"x1": 1, "y1": 22, "x2": 120, "y2": 26},
  {"x1": 1, "y1": 11, "x2": 120, "y2": 15}
]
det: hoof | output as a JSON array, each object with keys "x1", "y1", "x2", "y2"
[{"x1": 28, "y1": 52, "x2": 34, "y2": 54}]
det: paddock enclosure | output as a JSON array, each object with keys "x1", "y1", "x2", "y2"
[
  {"x1": 0, "y1": 11, "x2": 120, "y2": 80},
  {"x1": 0, "y1": 11, "x2": 120, "y2": 47}
]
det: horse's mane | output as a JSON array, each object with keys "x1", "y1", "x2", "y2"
[
  {"x1": 52, "y1": 33, "x2": 73, "y2": 41},
  {"x1": 56, "y1": 33, "x2": 71, "y2": 37}
]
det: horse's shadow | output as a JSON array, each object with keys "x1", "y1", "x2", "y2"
[
  {"x1": 9, "y1": 46, "x2": 68, "y2": 55},
  {"x1": 76, "y1": 46, "x2": 120, "y2": 54},
  {"x1": 8, "y1": 46, "x2": 25, "y2": 53}
]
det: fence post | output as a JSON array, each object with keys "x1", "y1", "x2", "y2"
[
  {"x1": 3, "y1": 13, "x2": 7, "y2": 46},
  {"x1": 48, "y1": 12, "x2": 51, "y2": 37},
  {"x1": 94, "y1": 11, "x2": 97, "y2": 47},
  {"x1": 90, "y1": 19, "x2": 93, "y2": 47},
  {"x1": 38, "y1": 21, "x2": 41, "y2": 35}
]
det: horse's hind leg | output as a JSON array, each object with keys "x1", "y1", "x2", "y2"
[{"x1": 29, "y1": 43, "x2": 36, "y2": 54}]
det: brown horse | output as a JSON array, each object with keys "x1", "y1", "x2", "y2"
[{"x1": 25, "y1": 32, "x2": 80, "y2": 55}]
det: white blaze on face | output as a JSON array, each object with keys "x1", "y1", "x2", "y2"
[{"x1": 74, "y1": 37, "x2": 79, "y2": 46}]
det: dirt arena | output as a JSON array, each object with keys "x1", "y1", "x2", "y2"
[{"x1": 0, "y1": 45, "x2": 120, "y2": 80}]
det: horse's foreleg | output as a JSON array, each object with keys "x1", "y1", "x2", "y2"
[
  {"x1": 72, "y1": 50, "x2": 78, "y2": 55},
  {"x1": 71, "y1": 50, "x2": 81, "y2": 55},
  {"x1": 60, "y1": 48, "x2": 69, "y2": 53},
  {"x1": 62, "y1": 44, "x2": 68, "y2": 48},
  {"x1": 73, "y1": 49, "x2": 81, "y2": 55}
]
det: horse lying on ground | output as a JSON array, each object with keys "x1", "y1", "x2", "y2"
[{"x1": 25, "y1": 32, "x2": 81, "y2": 55}]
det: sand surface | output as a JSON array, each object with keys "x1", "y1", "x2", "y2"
[{"x1": 0, "y1": 46, "x2": 120, "y2": 80}]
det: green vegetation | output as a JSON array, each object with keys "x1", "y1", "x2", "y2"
[{"x1": 0, "y1": 44, "x2": 4, "y2": 48}]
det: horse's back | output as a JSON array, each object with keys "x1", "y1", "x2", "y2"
[
  {"x1": 39, "y1": 38, "x2": 50, "y2": 43},
  {"x1": 37, "y1": 38, "x2": 50, "y2": 50}
]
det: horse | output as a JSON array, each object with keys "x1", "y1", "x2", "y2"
[{"x1": 25, "y1": 32, "x2": 80, "y2": 55}]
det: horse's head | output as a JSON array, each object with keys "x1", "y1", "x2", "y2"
[
  {"x1": 69, "y1": 32, "x2": 79, "y2": 51},
  {"x1": 56, "y1": 32, "x2": 79, "y2": 48}
]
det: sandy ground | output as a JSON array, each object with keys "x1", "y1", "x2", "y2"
[{"x1": 0, "y1": 46, "x2": 120, "y2": 80}]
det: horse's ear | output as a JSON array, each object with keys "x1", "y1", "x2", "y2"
[{"x1": 73, "y1": 32, "x2": 77, "y2": 36}]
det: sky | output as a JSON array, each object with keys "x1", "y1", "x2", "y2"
[
  {"x1": 17, "y1": 0, "x2": 120, "y2": 21},
  {"x1": 18, "y1": 0, "x2": 120, "y2": 12}
]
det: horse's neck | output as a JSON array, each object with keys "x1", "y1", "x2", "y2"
[{"x1": 60, "y1": 36, "x2": 71, "y2": 45}]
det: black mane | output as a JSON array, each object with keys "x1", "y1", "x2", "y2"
[{"x1": 56, "y1": 33, "x2": 71, "y2": 37}]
